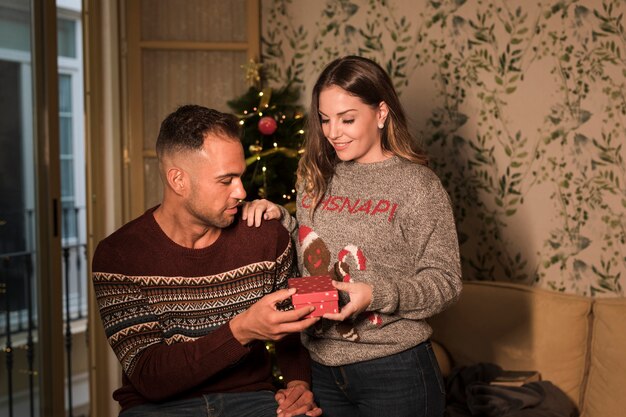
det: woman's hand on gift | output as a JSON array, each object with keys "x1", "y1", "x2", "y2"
[
  {"x1": 241, "y1": 199, "x2": 283, "y2": 227},
  {"x1": 323, "y1": 281, "x2": 373, "y2": 321}
]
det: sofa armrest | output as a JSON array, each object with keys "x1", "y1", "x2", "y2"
[
  {"x1": 428, "y1": 281, "x2": 592, "y2": 408},
  {"x1": 582, "y1": 298, "x2": 626, "y2": 417}
]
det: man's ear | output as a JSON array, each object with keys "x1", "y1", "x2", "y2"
[{"x1": 166, "y1": 167, "x2": 187, "y2": 196}]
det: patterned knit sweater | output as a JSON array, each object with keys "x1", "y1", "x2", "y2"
[
  {"x1": 287, "y1": 156, "x2": 462, "y2": 366},
  {"x1": 92, "y1": 207, "x2": 310, "y2": 411}
]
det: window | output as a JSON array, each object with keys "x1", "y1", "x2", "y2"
[{"x1": 0, "y1": 0, "x2": 89, "y2": 415}]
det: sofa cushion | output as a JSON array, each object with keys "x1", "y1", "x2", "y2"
[
  {"x1": 428, "y1": 281, "x2": 593, "y2": 407},
  {"x1": 582, "y1": 298, "x2": 626, "y2": 417}
]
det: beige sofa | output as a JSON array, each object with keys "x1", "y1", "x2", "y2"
[{"x1": 429, "y1": 281, "x2": 626, "y2": 417}]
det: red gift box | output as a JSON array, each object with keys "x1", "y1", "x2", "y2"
[{"x1": 287, "y1": 275, "x2": 339, "y2": 318}]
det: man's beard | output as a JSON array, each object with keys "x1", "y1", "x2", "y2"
[{"x1": 186, "y1": 201, "x2": 236, "y2": 230}]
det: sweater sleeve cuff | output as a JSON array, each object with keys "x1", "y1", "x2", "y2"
[
  {"x1": 198, "y1": 323, "x2": 250, "y2": 367},
  {"x1": 283, "y1": 366, "x2": 312, "y2": 386},
  {"x1": 275, "y1": 334, "x2": 312, "y2": 385},
  {"x1": 368, "y1": 277, "x2": 398, "y2": 314},
  {"x1": 278, "y1": 205, "x2": 298, "y2": 235}
]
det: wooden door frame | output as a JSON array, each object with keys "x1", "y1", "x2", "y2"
[
  {"x1": 84, "y1": 0, "x2": 125, "y2": 415},
  {"x1": 123, "y1": 0, "x2": 260, "y2": 220},
  {"x1": 33, "y1": 1, "x2": 65, "y2": 415}
]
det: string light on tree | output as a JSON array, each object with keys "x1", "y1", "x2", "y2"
[
  {"x1": 227, "y1": 59, "x2": 306, "y2": 209},
  {"x1": 229, "y1": 60, "x2": 307, "y2": 387}
]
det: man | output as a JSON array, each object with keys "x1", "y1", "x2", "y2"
[{"x1": 92, "y1": 105, "x2": 321, "y2": 417}]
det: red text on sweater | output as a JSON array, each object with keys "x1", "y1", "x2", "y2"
[{"x1": 301, "y1": 194, "x2": 399, "y2": 222}]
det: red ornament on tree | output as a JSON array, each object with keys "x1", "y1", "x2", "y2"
[{"x1": 258, "y1": 116, "x2": 278, "y2": 135}]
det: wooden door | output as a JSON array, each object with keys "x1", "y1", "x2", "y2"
[{"x1": 123, "y1": 0, "x2": 260, "y2": 218}]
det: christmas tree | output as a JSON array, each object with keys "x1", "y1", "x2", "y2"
[
  {"x1": 228, "y1": 60, "x2": 306, "y2": 212},
  {"x1": 228, "y1": 61, "x2": 306, "y2": 388}
]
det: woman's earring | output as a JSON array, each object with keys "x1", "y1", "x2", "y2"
[{"x1": 378, "y1": 123, "x2": 384, "y2": 129}]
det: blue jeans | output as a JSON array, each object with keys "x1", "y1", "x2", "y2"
[
  {"x1": 119, "y1": 390, "x2": 307, "y2": 417},
  {"x1": 311, "y1": 340, "x2": 445, "y2": 417}
]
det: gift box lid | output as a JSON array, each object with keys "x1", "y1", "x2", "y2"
[{"x1": 288, "y1": 275, "x2": 338, "y2": 304}]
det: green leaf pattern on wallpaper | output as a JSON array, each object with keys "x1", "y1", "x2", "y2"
[{"x1": 261, "y1": 0, "x2": 625, "y2": 297}]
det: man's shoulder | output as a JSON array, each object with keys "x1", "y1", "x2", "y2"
[
  {"x1": 99, "y1": 211, "x2": 153, "y2": 247},
  {"x1": 230, "y1": 216, "x2": 290, "y2": 250},
  {"x1": 93, "y1": 209, "x2": 156, "y2": 272},
  {"x1": 233, "y1": 215, "x2": 288, "y2": 236}
]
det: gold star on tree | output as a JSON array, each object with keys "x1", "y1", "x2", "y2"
[{"x1": 241, "y1": 59, "x2": 262, "y2": 89}]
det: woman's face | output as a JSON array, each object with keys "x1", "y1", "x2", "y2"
[{"x1": 318, "y1": 85, "x2": 389, "y2": 163}]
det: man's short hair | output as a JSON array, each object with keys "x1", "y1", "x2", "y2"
[{"x1": 156, "y1": 104, "x2": 241, "y2": 158}]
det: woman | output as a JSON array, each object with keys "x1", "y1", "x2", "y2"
[{"x1": 243, "y1": 55, "x2": 462, "y2": 417}]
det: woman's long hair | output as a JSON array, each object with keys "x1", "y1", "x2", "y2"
[{"x1": 297, "y1": 55, "x2": 428, "y2": 215}]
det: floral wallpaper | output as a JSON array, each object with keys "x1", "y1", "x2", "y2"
[{"x1": 260, "y1": 0, "x2": 625, "y2": 297}]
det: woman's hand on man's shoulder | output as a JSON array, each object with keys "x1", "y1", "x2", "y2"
[{"x1": 241, "y1": 199, "x2": 283, "y2": 227}]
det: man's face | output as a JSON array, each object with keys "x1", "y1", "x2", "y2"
[{"x1": 184, "y1": 135, "x2": 247, "y2": 229}]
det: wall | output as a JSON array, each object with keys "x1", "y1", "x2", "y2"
[{"x1": 260, "y1": 0, "x2": 625, "y2": 297}]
